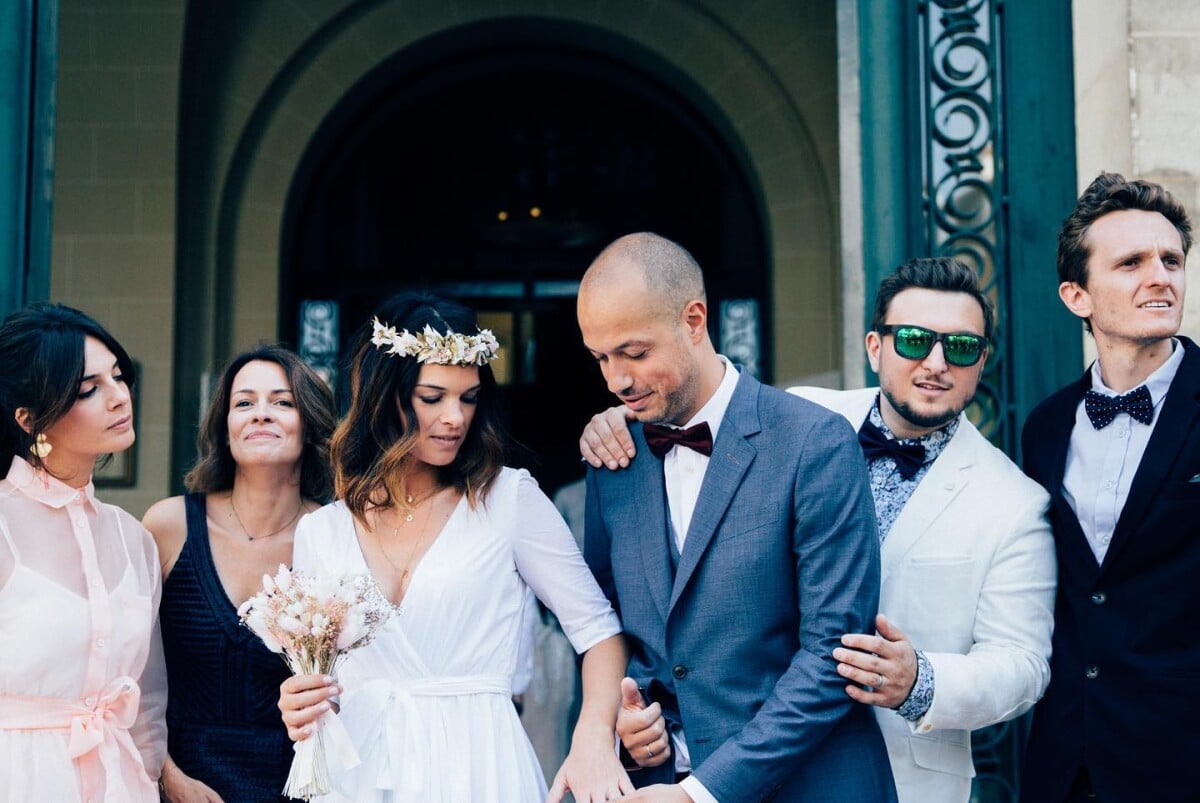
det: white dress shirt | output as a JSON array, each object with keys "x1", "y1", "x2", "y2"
[
  {"x1": 1063, "y1": 339, "x2": 1184, "y2": 564},
  {"x1": 659, "y1": 357, "x2": 738, "y2": 803}
]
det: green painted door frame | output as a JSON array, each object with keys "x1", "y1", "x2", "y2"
[
  {"x1": 1001, "y1": 0, "x2": 1084, "y2": 439},
  {"x1": 0, "y1": 0, "x2": 56, "y2": 316},
  {"x1": 858, "y1": 0, "x2": 1081, "y2": 460}
]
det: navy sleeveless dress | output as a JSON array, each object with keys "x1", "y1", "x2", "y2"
[{"x1": 160, "y1": 493, "x2": 293, "y2": 802}]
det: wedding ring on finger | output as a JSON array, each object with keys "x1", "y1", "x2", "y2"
[
  {"x1": 646, "y1": 745, "x2": 655, "y2": 758},
  {"x1": 876, "y1": 673, "x2": 886, "y2": 688}
]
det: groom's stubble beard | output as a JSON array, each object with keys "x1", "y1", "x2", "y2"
[{"x1": 651, "y1": 334, "x2": 705, "y2": 427}]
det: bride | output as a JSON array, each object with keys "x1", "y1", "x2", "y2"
[{"x1": 278, "y1": 292, "x2": 631, "y2": 801}]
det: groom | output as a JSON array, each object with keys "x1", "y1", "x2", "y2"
[{"x1": 577, "y1": 233, "x2": 896, "y2": 802}]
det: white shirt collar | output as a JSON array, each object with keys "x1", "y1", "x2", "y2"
[
  {"x1": 681, "y1": 356, "x2": 739, "y2": 441},
  {"x1": 1090, "y1": 337, "x2": 1184, "y2": 407}
]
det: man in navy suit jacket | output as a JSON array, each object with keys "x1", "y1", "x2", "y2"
[
  {"x1": 576, "y1": 233, "x2": 896, "y2": 802},
  {"x1": 1020, "y1": 173, "x2": 1198, "y2": 802}
]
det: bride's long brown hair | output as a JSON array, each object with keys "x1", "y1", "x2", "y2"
[{"x1": 331, "y1": 292, "x2": 506, "y2": 518}]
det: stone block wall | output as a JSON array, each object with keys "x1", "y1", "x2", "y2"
[{"x1": 53, "y1": 0, "x2": 186, "y2": 516}]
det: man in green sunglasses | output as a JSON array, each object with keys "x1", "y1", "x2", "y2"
[{"x1": 579, "y1": 257, "x2": 1056, "y2": 803}]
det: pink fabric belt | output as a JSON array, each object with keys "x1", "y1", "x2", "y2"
[{"x1": 0, "y1": 676, "x2": 145, "y2": 803}]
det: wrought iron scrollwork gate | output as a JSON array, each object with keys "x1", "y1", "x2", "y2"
[
  {"x1": 916, "y1": 2, "x2": 1026, "y2": 800},
  {"x1": 918, "y1": 0, "x2": 1009, "y2": 450}
]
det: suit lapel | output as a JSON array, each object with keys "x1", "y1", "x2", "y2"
[
  {"x1": 1031, "y1": 371, "x2": 1103, "y2": 571},
  {"x1": 668, "y1": 374, "x2": 760, "y2": 614},
  {"x1": 880, "y1": 416, "x2": 974, "y2": 579},
  {"x1": 1043, "y1": 373, "x2": 1090, "y2": 501},
  {"x1": 1103, "y1": 339, "x2": 1200, "y2": 572},
  {"x1": 629, "y1": 424, "x2": 674, "y2": 622}
]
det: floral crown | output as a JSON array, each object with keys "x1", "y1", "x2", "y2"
[{"x1": 370, "y1": 317, "x2": 501, "y2": 366}]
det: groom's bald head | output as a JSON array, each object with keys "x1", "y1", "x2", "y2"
[{"x1": 580, "y1": 233, "x2": 706, "y2": 322}]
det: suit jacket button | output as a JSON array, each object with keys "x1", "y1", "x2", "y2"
[
  {"x1": 1085, "y1": 665, "x2": 1100, "y2": 679},
  {"x1": 1091, "y1": 591, "x2": 1107, "y2": 605},
  {"x1": 672, "y1": 665, "x2": 689, "y2": 680}
]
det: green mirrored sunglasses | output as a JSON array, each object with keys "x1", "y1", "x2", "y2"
[{"x1": 876, "y1": 324, "x2": 987, "y2": 367}]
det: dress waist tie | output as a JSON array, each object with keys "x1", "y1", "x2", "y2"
[
  {"x1": 0, "y1": 676, "x2": 144, "y2": 803},
  {"x1": 347, "y1": 673, "x2": 512, "y2": 801}
]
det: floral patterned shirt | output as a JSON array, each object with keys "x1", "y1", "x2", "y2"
[
  {"x1": 860, "y1": 394, "x2": 959, "y2": 721},
  {"x1": 864, "y1": 398, "x2": 959, "y2": 540}
]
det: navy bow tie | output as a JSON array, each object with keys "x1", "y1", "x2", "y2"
[
  {"x1": 643, "y1": 422, "x2": 714, "y2": 458},
  {"x1": 1084, "y1": 385, "x2": 1153, "y2": 429},
  {"x1": 857, "y1": 419, "x2": 926, "y2": 480}
]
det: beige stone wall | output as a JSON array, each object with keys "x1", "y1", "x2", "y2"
[
  {"x1": 53, "y1": 0, "x2": 185, "y2": 516},
  {"x1": 1130, "y1": 0, "x2": 1200, "y2": 339},
  {"x1": 1074, "y1": 0, "x2": 1200, "y2": 350}
]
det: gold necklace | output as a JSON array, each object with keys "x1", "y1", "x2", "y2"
[
  {"x1": 374, "y1": 498, "x2": 437, "y2": 589},
  {"x1": 399, "y1": 485, "x2": 442, "y2": 523},
  {"x1": 229, "y1": 493, "x2": 304, "y2": 542}
]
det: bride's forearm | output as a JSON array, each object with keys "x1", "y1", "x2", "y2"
[{"x1": 573, "y1": 634, "x2": 628, "y2": 743}]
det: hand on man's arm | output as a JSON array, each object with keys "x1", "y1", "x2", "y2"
[{"x1": 833, "y1": 614, "x2": 921, "y2": 710}]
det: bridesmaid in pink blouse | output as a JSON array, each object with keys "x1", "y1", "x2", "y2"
[{"x1": 0, "y1": 303, "x2": 166, "y2": 802}]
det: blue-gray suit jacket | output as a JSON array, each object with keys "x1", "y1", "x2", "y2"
[{"x1": 584, "y1": 371, "x2": 897, "y2": 801}]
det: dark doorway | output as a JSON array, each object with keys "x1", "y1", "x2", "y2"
[{"x1": 282, "y1": 25, "x2": 767, "y2": 495}]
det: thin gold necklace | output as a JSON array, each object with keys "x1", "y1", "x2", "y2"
[
  {"x1": 375, "y1": 498, "x2": 437, "y2": 589},
  {"x1": 229, "y1": 493, "x2": 304, "y2": 542},
  {"x1": 399, "y1": 485, "x2": 442, "y2": 523}
]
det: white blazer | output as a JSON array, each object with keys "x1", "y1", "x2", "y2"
[{"x1": 788, "y1": 386, "x2": 1056, "y2": 803}]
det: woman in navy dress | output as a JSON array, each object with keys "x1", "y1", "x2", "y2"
[{"x1": 144, "y1": 346, "x2": 335, "y2": 802}]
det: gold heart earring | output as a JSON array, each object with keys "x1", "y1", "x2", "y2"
[{"x1": 30, "y1": 433, "x2": 52, "y2": 459}]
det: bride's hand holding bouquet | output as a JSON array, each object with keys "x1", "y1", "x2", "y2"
[
  {"x1": 277, "y1": 673, "x2": 344, "y2": 794},
  {"x1": 241, "y1": 565, "x2": 391, "y2": 800}
]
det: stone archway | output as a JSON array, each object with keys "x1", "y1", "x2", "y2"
[
  {"x1": 279, "y1": 24, "x2": 772, "y2": 491},
  {"x1": 173, "y1": 0, "x2": 842, "y2": 485}
]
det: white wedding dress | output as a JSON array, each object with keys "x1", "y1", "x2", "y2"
[{"x1": 293, "y1": 467, "x2": 621, "y2": 802}]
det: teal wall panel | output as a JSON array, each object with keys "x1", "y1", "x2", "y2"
[
  {"x1": 0, "y1": 0, "x2": 56, "y2": 317},
  {"x1": 1001, "y1": 0, "x2": 1084, "y2": 437},
  {"x1": 858, "y1": 0, "x2": 1080, "y2": 457},
  {"x1": 859, "y1": 0, "x2": 919, "y2": 329}
]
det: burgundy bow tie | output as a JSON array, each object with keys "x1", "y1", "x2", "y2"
[{"x1": 643, "y1": 422, "x2": 714, "y2": 458}]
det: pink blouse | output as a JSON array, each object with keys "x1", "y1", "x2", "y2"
[{"x1": 0, "y1": 457, "x2": 166, "y2": 803}]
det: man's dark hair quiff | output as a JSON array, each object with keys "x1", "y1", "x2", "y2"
[
  {"x1": 870, "y1": 257, "x2": 995, "y2": 341},
  {"x1": 1057, "y1": 172, "x2": 1192, "y2": 288}
]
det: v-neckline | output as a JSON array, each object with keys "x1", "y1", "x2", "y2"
[
  {"x1": 186, "y1": 493, "x2": 252, "y2": 642},
  {"x1": 350, "y1": 493, "x2": 466, "y2": 610}
]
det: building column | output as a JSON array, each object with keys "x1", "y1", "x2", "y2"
[{"x1": 0, "y1": 0, "x2": 56, "y2": 314}]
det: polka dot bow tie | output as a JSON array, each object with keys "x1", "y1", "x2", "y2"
[{"x1": 1084, "y1": 385, "x2": 1153, "y2": 429}]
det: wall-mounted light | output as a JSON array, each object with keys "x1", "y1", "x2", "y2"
[
  {"x1": 529, "y1": 206, "x2": 542, "y2": 219},
  {"x1": 497, "y1": 210, "x2": 509, "y2": 222}
]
